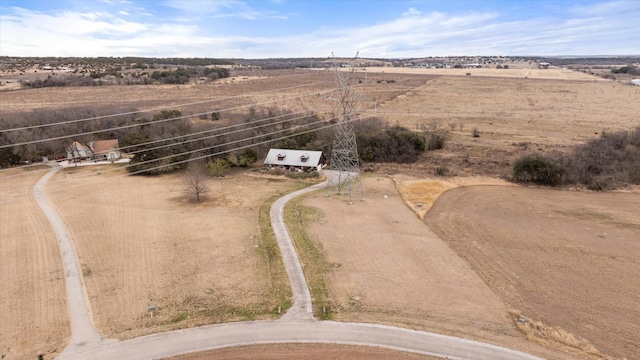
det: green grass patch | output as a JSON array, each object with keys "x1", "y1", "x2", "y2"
[
  {"x1": 284, "y1": 198, "x2": 333, "y2": 319},
  {"x1": 169, "y1": 312, "x2": 188, "y2": 324},
  {"x1": 81, "y1": 264, "x2": 92, "y2": 277}
]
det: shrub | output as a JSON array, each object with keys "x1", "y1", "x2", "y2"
[
  {"x1": 356, "y1": 122, "x2": 427, "y2": 163},
  {"x1": 513, "y1": 154, "x2": 565, "y2": 186},
  {"x1": 471, "y1": 128, "x2": 480, "y2": 137},
  {"x1": 426, "y1": 131, "x2": 446, "y2": 150},
  {"x1": 565, "y1": 127, "x2": 640, "y2": 188},
  {"x1": 435, "y1": 166, "x2": 449, "y2": 176},
  {"x1": 286, "y1": 171, "x2": 319, "y2": 179},
  {"x1": 238, "y1": 148, "x2": 258, "y2": 166},
  {"x1": 208, "y1": 157, "x2": 230, "y2": 177}
]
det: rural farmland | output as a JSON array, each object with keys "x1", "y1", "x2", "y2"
[{"x1": 1, "y1": 61, "x2": 639, "y2": 360}]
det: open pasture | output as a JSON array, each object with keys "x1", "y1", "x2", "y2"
[
  {"x1": 0, "y1": 168, "x2": 70, "y2": 360},
  {"x1": 360, "y1": 66, "x2": 606, "y2": 81},
  {"x1": 41, "y1": 166, "x2": 305, "y2": 340},
  {"x1": 373, "y1": 74, "x2": 639, "y2": 147}
]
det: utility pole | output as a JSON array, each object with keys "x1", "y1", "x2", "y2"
[{"x1": 326, "y1": 53, "x2": 364, "y2": 204}]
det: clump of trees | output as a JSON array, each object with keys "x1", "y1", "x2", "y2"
[
  {"x1": 150, "y1": 67, "x2": 230, "y2": 84},
  {"x1": 21, "y1": 65, "x2": 230, "y2": 88},
  {"x1": 513, "y1": 154, "x2": 565, "y2": 185},
  {"x1": 22, "y1": 74, "x2": 103, "y2": 88},
  {"x1": 512, "y1": 127, "x2": 640, "y2": 189},
  {"x1": 206, "y1": 148, "x2": 259, "y2": 177},
  {"x1": 611, "y1": 65, "x2": 640, "y2": 75},
  {"x1": 356, "y1": 119, "x2": 427, "y2": 163}
]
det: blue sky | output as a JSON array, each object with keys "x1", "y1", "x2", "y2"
[{"x1": 1, "y1": 0, "x2": 638, "y2": 58}]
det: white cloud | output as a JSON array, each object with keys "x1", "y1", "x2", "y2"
[
  {"x1": 0, "y1": 1, "x2": 637, "y2": 57},
  {"x1": 403, "y1": 7, "x2": 421, "y2": 17},
  {"x1": 162, "y1": 0, "x2": 285, "y2": 20}
]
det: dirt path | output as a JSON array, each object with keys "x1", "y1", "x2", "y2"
[
  {"x1": 271, "y1": 179, "x2": 328, "y2": 321},
  {"x1": 33, "y1": 166, "x2": 112, "y2": 358}
]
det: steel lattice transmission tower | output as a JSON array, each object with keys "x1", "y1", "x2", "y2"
[{"x1": 326, "y1": 53, "x2": 364, "y2": 204}]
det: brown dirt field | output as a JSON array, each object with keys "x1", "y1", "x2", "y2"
[
  {"x1": 424, "y1": 186, "x2": 640, "y2": 359},
  {"x1": 360, "y1": 66, "x2": 605, "y2": 81},
  {"x1": 0, "y1": 168, "x2": 70, "y2": 360},
  {"x1": 299, "y1": 176, "x2": 575, "y2": 360},
  {"x1": 166, "y1": 343, "x2": 442, "y2": 360},
  {"x1": 43, "y1": 165, "x2": 304, "y2": 339}
]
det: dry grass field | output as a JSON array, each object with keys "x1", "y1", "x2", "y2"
[
  {"x1": 41, "y1": 165, "x2": 306, "y2": 340},
  {"x1": 373, "y1": 73, "x2": 639, "y2": 146},
  {"x1": 360, "y1": 66, "x2": 607, "y2": 81},
  {"x1": 0, "y1": 168, "x2": 70, "y2": 360},
  {"x1": 2, "y1": 67, "x2": 639, "y2": 359},
  {"x1": 364, "y1": 71, "x2": 640, "y2": 181}
]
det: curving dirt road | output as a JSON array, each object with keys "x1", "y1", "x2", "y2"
[
  {"x1": 33, "y1": 165, "x2": 112, "y2": 358},
  {"x1": 34, "y1": 167, "x2": 541, "y2": 360}
]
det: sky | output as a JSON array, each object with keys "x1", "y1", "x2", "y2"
[{"x1": 0, "y1": 0, "x2": 638, "y2": 58}]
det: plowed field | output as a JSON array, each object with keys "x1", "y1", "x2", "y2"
[{"x1": 425, "y1": 186, "x2": 640, "y2": 359}]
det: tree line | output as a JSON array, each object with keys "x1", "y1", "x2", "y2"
[
  {"x1": 1, "y1": 105, "x2": 440, "y2": 171},
  {"x1": 21, "y1": 67, "x2": 230, "y2": 88}
]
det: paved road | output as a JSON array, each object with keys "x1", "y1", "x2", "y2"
[
  {"x1": 33, "y1": 168, "x2": 541, "y2": 360},
  {"x1": 33, "y1": 166, "x2": 113, "y2": 358},
  {"x1": 56, "y1": 320, "x2": 541, "y2": 360},
  {"x1": 270, "y1": 180, "x2": 328, "y2": 321}
]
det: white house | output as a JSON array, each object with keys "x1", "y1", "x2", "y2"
[
  {"x1": 264, "y1": 148, "x2": 326, "y2": 172},
  {"x1": 66, "y1": 141, "x2": 92, "y2": 159}
]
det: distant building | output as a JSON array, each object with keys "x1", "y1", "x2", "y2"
[
  {"x1": 89, "y1": 139, "x2": 121, "y2": 161},
  {"x1": 264, "y1": 148, "x2": 326, "y2": 172},
  {"x1": 66, "y1": 141, "x2": 92, "y2": 160},
  {"x1": 66, "y1": 139, "x2": 121, "y2": 162}
]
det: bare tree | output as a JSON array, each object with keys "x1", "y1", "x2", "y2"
[{"x1": 183, "y1": 160, "x2": 210, "y2": 202}]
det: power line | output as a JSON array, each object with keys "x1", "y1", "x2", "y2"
[
  {"x1": 0, "y1": 108, "x2": 339, "y2": 192},
  {"x1": 0, "y1": 108, "x2": 315, "y2": 176},
  {"x1": 0, "y1": 112, "x2": 370, "y2": 205},
  {"x1": 0, "y1": 85, "x2": 338, "y2": 149},
  {"x1": 1, "y1": 75, "x2": 328, "y2": 133}
]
